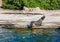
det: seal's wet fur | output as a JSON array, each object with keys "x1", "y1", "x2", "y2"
[{"x1": 27, "y1": 16, "x2": 45, "y2": 28}]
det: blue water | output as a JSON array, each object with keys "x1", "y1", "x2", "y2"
[{"x1": 0, "y1": 27, "x2": 60, "y2": 42}]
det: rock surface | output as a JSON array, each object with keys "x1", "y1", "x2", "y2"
[{"x1": 0, "y1": 9, "x2": 60, "y2": 28}]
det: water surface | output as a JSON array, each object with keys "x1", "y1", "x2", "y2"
[{"x1": 0, "y1": 26, "x2": 60, "y2": 42}]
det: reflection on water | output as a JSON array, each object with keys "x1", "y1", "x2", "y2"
[{"x1": 0, "y1": 26, "x2": 60, "y2": 42}]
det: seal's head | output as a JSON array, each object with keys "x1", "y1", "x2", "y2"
[{"x1": 41, "y1": 16, "x2": 45, "y2": 20}]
